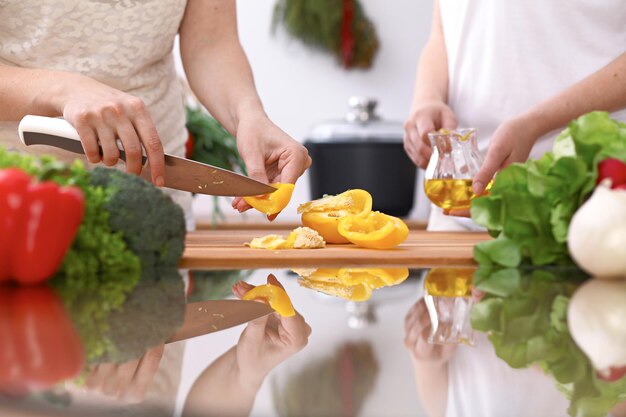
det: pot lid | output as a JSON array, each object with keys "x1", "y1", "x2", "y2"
[{"x1": 306, "y1": 97, "x2": 403, "y2": 143}]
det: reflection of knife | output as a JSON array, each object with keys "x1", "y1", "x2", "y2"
[
  {"x1": 17, "y1": 115, "x2": 277, "y2": 197},
  {"x1": 165, "y1": 300, "x2": 275, "y2": 344}
]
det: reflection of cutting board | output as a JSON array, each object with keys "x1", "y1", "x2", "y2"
[{"x1": 181, "y1": 229, "x2": 491, "y2": 270}]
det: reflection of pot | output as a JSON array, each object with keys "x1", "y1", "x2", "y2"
[{"x1": 304, "y1": 97, "x2": 417, "y2": 217}]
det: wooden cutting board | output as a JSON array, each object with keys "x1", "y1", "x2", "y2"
[{"x1": 180, "y1": 229, "x2": 491, "y2": 270}]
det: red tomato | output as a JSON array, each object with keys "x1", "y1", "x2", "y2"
[
  {"x1": 597, "y1": 158, "x2": 626, "y2": 188},
  {"x1": 597, "y1": 366, "x2": 626, "y2": 382}
]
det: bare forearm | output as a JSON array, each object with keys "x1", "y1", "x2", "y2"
[
  {"x1": 183, "y1": 347, "x2": 261, "y2": 417},
  {"x1": 0, "y1": 64, "x2": 73, "y2": 120},
  {"x1": 179, "y1": 0, "x2": 265, "y2": 137},
  {"x1": 414, "y1": 362, "x2": 448, "y2": 417},
  {"x1": 522, "y1": 52, "x2": 626, "y2": 138},
  {"x1": 183, "y1": 43, "x2": 263, "y2": 135},
  {"x1": 411, "y1": 0, "x2": 449, "y2": 108}
]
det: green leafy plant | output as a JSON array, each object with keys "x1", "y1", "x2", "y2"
[
  {"x1": 185, "y1": 106, "x2": 247, "y2": 226},
  {"x1": 272, "y1": 0, "x2": 379, "y2": 69},
  {"x1": 471, "y1": 112, "x2": 626, "y2": 267},
  {"x1": 471, "y1": 267, "x2": 626, "y2": 417}
]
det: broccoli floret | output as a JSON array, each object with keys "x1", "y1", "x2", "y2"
[
  {"x1": 89, "y1": 167, "x2": 186, "y2": 274},
  {"x1": 95, "y1": 267, "x2": 186, "y2": 364}
]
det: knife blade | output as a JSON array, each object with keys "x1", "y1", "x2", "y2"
[
  {"x1": 18, "y1": 115, "x2": 277, "y2": 197},
  {"x1": 165, "y1": 299, "x2": 275, "y2": 344}
]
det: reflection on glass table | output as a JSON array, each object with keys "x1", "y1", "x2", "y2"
[
  {"x1": 5, "y1": 264, "x2": 624, "y2": 417},
  {"x1": 423, "y1": 268, "x2": 476, "y2": 346},
  {"x1": 405, "y1": 266, "x2": 626, "y2": 417},
  {"x1": 0, "y1": 270, "x2": 313, "y2": 417},
  {"x1": 0, "y1": 267, "x2": 186, "y2": 416}
]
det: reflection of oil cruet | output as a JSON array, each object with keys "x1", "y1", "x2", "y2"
[
  {"x1": 424, "y1": 128, "x2": 492, "y2": 211},
  {"x1": 423, "y1": 268, "x2": 476, "y2": 346}
]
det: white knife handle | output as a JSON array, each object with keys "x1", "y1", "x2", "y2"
[{"x1": 18, "y1": 115, "x2": 147, "y2": 165}]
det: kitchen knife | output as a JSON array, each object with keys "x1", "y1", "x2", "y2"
[
  {"x1": 166, "y1": 299, "x2": 275, "y2": 344},
  {"x1": 18, "y1": 115, "x2": 277, "y2": 197}
]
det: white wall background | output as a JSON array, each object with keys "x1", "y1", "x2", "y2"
[{"x1": 182, "y1": 0, "x2": 434, "y2": 224}]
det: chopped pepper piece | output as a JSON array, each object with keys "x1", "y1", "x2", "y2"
[
  {"x1": 298, "y1": 189, "x2": 372, "y2": 243},
  {"x1": 0, "y1": 168, "x2": 85, "y2": 285},
  {"x1": 337, "y1": 211, "x2": 409, "y2": 249},
  {"x1": 243, "y1": 183, "x2": 294, "y2": 221},
  {"x1": 246, "y1": 227, "x2": 325, "y2": 249},
  {"x1": 242, "y1": 283, "x2": 296, "y2": 317}
]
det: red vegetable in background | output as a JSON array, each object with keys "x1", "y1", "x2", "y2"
[
  {"x1": 0, "y1": 285, "x2": 85, "y2": 395},
  {"x1": 597, "y1": 158, "x2": 626, "y2": 188},
  {"x1": 0, "y1": 168, "x2": 84, "y2": 285},
  {"x1": 185, "y1": 129, "x2": 195, "y2": 159},
  {"x1": 597, "y1": 366, "x2": 626, "y2": 383}
]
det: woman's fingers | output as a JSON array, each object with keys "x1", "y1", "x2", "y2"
[
  {"x1": 232, "y1": 280, "x2": 255, "y2": 299},
  {"x1": 132, "y1": 108, "x2": 165, "y2": 187},
  {"x1": 115, "y1": 118, "x2": 144, "y2": 175},
  {"x1": 74, "y1": 123, "x2": 101, "y2": 164},
  {"x1": 95, "y1": 124, "x2": 119, "y2": 167},
  {"x1": 66, "y1": 90, "x2": 165, "y2": 185}
]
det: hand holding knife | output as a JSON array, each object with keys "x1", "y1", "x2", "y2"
[{"x1": 18, "y1": 115, "x2": 276, "y2": 197}]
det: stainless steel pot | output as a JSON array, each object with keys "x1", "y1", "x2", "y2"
[{"x1": 304, "y1": 97, "x2": 416, "y2": 217}]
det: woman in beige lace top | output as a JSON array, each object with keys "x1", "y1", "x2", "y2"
[{"x1": 0, "y1": 0, "x2": 310, "y2": 211}]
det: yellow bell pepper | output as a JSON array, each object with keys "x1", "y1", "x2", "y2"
[
  {"x1": 242, "y1": 283, "x2": 296, "y2": 317},
  {"x1": 245, "y1": 227, "x2": 325, "y2": 249},
  {"x1": 338, "y1": 268, "x2": 409, "y2": 288},
  {"x1": 297, "y1": 269, "x2": 373, "y2": 302},
  {"x1": 337, "y1": 211, "x2": 409, "y2": 249},
  {"x1": 244, "y1": 183, "x2": 295, "y2": 220},
  {"x1": 295, "y1": 267, "x2": 409, "y2": 301},
  {"x1": 298, "y1": 189, "x2": 372, "y2": 243}
]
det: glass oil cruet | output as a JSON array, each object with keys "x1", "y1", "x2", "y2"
[
  {"x1": 423, "y1": 268, "x2": 476, "y2": 346},
  {"x1": 424, "y1": 128, "x2": 490, "y2": 211}
]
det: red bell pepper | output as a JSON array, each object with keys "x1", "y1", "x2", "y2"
[
  {"x1": 0, "y1": 168, "x2": 85, "y2": 285},
  {"x1": 0, "y1": 285, "x2": 85, "y2": 395}
]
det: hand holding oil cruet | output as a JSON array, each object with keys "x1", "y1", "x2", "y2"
[{"x1": 424, "y1": 128, "x2": 492, "y2": 212}]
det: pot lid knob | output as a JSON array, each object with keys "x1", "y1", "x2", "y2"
[{"x1": 346, "y1": 96, "x2": 380, "y2": 123}]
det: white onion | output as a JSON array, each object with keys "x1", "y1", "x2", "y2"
[
  {"x1": 567, "y1": 183, "x2": 626, "y2": 278},
  {"x1": 567, "y1": 279, "x2": 626, "y2": 372}
]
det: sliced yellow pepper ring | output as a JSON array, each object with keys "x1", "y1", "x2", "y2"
[
  {"x1": 298, "y1": 272, "x2": 373, "y2": 302},
  {"x1": 244, "y1": 183, "x2": 295, "y2": 220},
  {"x1": 294, "y1": 267, "x2": 409, "y2": 301},
  {"x1": 298, "y1": 189, "x2": 373, "y2": 244},
  {"x1": 338, "y1": 268, "x2": 409, "y2": 288},
  {"x1": 424, "y1": 268, "x2": 475, "y2": 297},
  {"x1": 337, "y1": 211, "x2": 409, "y2": 249},
  {"x1": 242, "y1": 284, "x2": 296, "y2": 317}
]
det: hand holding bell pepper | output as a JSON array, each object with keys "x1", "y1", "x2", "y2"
[{"x1": 0, "y1": 168, "x2": 85, "y2": 285}]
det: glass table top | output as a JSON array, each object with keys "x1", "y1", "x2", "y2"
[{"x1": 1, "y1": 266, "x2": 624, "y2": 417}]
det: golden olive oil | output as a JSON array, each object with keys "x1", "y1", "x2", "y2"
[
  {"x1": 424, "y1": 179, "x2": 492, "y2": 211},
  {"x1": 424, "y1": 268, "x2": 475, "y2": 297}
]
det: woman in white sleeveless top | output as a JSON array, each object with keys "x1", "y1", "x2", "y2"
[
  {"x1": 0, "y1": 0, "x2": 311, "y2": 220},
  {"x1": 404, "y1": 0, "x2": 626, "y2": 229},
  {"x1": 0, "y1": 1, "x2": 310, "y2": 415}
]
